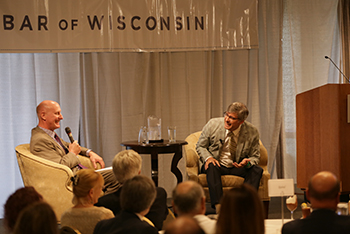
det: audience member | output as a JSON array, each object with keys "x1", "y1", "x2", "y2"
[
  {"x1": 13, "y1": 201, "x2": 58, "y2": 234},
  {"x1": 93, "y1": 175, "x2": 158, "y2": 234},
  {"x1": 3, "y1": 186, "x2": 43, "y2": 232},
  {"x1": 196, "y1": 102, "x2": 263, "y2": 212},
  {"x1": 30, "y1": 100, "x2": 119, "y2": 194},
  {"x1": 216, "y1": 183, "x2": 265, "y2": 234},
  {"x1": 172, "y1": 181, "x2": 216, "y2": 234},
  {"x1": 61, "y1": 169, "x2": 114, "y2": 234},
  {"x1": 164, "y1": 216, "x2": 205, "y2": 234},
  {"x1": 282, "y1": 171, "x2": 350, "y2": 234},
  {"x1": 95, "y1": 149, "x2": 168, "y2": 230}
]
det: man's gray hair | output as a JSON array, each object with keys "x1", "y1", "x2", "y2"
[
  {"x1": 112, "y1": 150, "x2": 142, "y2": 184},
  {"x1": 226, "y1": 102, "x2": 249, "y2": 121}
]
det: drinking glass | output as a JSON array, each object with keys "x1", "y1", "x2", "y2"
[
  {"x1": 286, "y1": 195, "x2": 298, "y2": 220},
  {"x1": 167, "y1": 126, "x2": 176, "y2": 143},
  {"x1": 301, "y1": 202, "x2": 311, "y2": 218},
  {"x1": 138, "y1": 126, "x2": 149, "y2": 144}
]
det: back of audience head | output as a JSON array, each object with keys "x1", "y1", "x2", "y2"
[
  {"x1": 164, "y1": 216, "x2": 205, "y2": 234},
  {"x1": 172, "y1": 181, "x2": 206, "y2": 216},
  {"x1": 71, "y1": 169, "x2": 104, "y2": 206},
  {"x1": 307, "y1": 171, "x2": 340, "y2": 210},
  {"x1": 120, "y1": 175, "x2": 156, "y2": 215},
  {"x1": 13, "y1": 201, "x2": 58, "y2": 234},
  {"x1": 216, "y1": 183, "x2": 265, "y2": 234},
  {"x1": 4, "y1": 186, "x2": 43, "y2": 232},
  {"x1": 112, "y1": 150, "x2": 142, "y2": 184}
]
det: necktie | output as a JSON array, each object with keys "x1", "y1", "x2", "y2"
[
  {"x1": 228, "y1": 132, "x2": 237, "y2": 160},
  {"x1": 55, "y1": 134, "x2": 87, "y2": 170},
  {"x1": 54, "y1": 134, "x2": 68, "y2": 153}
]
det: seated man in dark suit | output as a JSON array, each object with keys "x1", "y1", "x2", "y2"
[
  {"x1": 95, "y1": 150, "x2": 168, "y2": 230},
  {"x1": 93, "y1": 175, "x2": 158, "y2": 234},
  {"x1": 282, "y1": 171, "x2": 350, "y2": 234}
]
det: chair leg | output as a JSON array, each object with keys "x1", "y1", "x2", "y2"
[{"x1": 263, "y1": 200, "x2": 270, "y2": 219}]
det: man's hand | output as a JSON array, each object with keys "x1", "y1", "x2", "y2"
[
  {"x1": 233, "y1": 158, "x2": 251, "y2": 168},
  {"x1": 205, "y1": 157, "x2": 220, "y2": 170},
  {"x1": 89, "y1": 151, "x2": 105, "y2": 169},
  {"x1": 68, "y1": 141, "x2": 81, "y2": 155}
]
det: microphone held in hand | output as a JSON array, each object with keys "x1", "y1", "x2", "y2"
[
  {"x1": 65, "y1": 127, "x2": 75, "y2": 143},
  {"x1": 325, "y1": 55, "x2": 350, "y2": 83}
]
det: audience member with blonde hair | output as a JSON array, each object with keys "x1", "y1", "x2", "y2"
[
  {"x1": 13, "y1": 201, "x2": 58, "y2": 234},
  {"x1": 4, "y1": 186, "x2": 43, "y2": 232},
  {"x1": 95, "y1": 149, "x2": 168, "y2": 230},
  {"x1": 93, "y1": 175, "x2": 158, "y2": 234},
  {"x1": 61, "y1": 169, "x2": 114, "y2": 234},
  {"x1": 216, "y1": 183, "x2": 265, "y2": 234}
]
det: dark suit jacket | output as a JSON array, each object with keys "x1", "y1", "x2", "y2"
[
  {"x1": 93, "y1": 210, "x2": 158, "y2": 234},
  {"x1": 282, "y1": 209, "x2": 350, "y2": 234},
  {"x1": 95, "y1": 186, "x2": 168, "y2": 230},
  {"x1": 196, "y1": 117, "x2": 260, "y2": 170}
]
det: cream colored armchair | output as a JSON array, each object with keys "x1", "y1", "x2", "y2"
[
  {"x1": 185, "y1": 132, "x2": 270, "y2": 216},
  {"x1": 15, "y1": 144, "x2": 99, "y2": 222}
]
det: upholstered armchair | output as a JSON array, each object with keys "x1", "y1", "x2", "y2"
[
  {"x1": 185, "y1": 131, "x2": 270, "y2": 215},
  {"x1": 15, "y1": 144, "x2": 100, "y2": 222}
]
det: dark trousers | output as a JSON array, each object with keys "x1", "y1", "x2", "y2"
[{"x1": 201, "y1": 163, "x2": 263, "y2": 207}]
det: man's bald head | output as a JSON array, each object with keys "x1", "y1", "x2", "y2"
[
  {"x1": 36, "y1": 100, "x2": 63, "y2": 131},
  {"x1": 37, "y1": 100, "x2": 55, "y2": 116},
  {"x1": 172, "y1": 181, "x2": 205, "y2": 215},
  {"x1": 308, "y1": 171, "x2": 340, "y2": 201}
]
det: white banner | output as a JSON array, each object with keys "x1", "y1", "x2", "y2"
[{"x1": 0, "y1": 0, "x2": 258, "y2": 53}]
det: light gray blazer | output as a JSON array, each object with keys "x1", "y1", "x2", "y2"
[{"x1": 196, "y1": 117, "x2": 260, "y2": 170}]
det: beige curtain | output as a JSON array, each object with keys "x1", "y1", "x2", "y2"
[{"x1": 281, "y1": 0, "x2": 340, "y2": 181}]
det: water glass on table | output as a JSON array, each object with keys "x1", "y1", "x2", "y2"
[
  {"x1": 167, "y1": 126, "x2": 176, "y2": 143},
  {"x1": 138, "y1": 126, "x2": 149, "y2": 144}
]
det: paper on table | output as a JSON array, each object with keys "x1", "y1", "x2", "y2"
[{"x1": 95, "y1": 166, "x2": 112, "y2": 172}]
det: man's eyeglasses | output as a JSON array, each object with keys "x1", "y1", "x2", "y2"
[{"x1": 224, "y1": 112, "x2": 240, "y2": 121}]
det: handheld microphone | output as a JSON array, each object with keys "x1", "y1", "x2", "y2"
[
  {"x1": 325, "y1": 56, "x2": 350, "y2": 83},
  {"x1": 65, "y1": 127, "x2": 75, "y2": 143}
]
